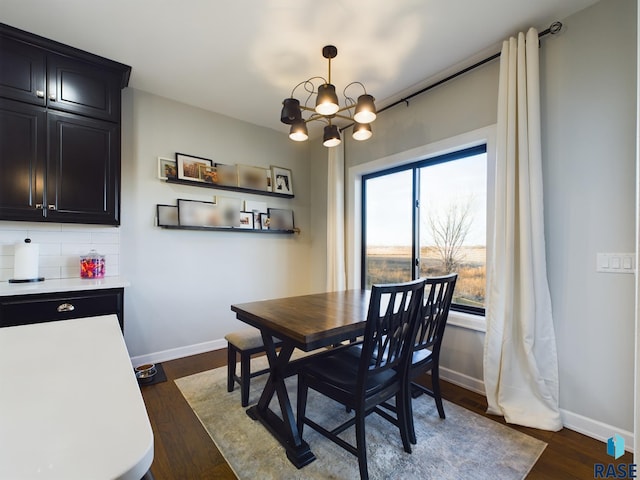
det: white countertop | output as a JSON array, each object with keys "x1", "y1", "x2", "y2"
[
  {"x1": 0, "y1": 276, "x2": 130, "y2": 297},
  {"x1": 0, "y1": 315, "x2": 154, "y2": 479}
]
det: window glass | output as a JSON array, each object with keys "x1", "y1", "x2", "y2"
[
  {"x1": 362, "y1": 146, "x2": 487, "y2": 314},
  {"x1": 363, "y1": 169, "x2": 413, "y2": 286},
  {"x1": 419, "y1": 152, "x2": 486, "y2": 311}
]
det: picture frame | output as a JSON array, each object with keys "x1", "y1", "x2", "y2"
[
  {"x1": 158, "y1": 157, "x2": 177, "y2": 180},
  {"x1": 198, "y1": 165, "x2": 220, "y2": 184},
  {"x1": 237, "y1": 165, "x2": 269, "y2": 191},
  {"x1": 177, "y1": 198, "x2": 220, "y2": 227},
  {"x1": 217, "y1": 196, "x2": 242, "y2": 227},
  {"x1": 245, "y1": 200, "x2": 267, "y2": 229},
  {"x1": 271, "y1": 166, "x2": 293, "y2": 195},
  {"x1": 215, "y1": 163, "x2": 238, "y2": 187},
  {"x1": 268, "y1": 208, "x2": 294, "y2": 230},
  {"x1": 156, "y1": 204, "x2": 179, "y2": 226},
  {"x1": 265, "y1": 167, "x2": 273, "y2": 192},
  {"x1": 260, "y1": 212, "x2": 270, "y2": 230},
  {"x1": 176, "y1": 153, "x2": 213, "y2": 182},
  {"x1": 238, "y1": 211, "x2": 254, "y2": 229}
]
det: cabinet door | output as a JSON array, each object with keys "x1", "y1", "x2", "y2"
[
  {"x1": 0, "y1": 99, "x2": 46, "y2": 221},
  {"x1": 47, "y1": 53, "x2": 122, "y2": 122},
  {"x1": 0, "y1": 36, "x2": 46, "y2": 106},
  {"x1": 47, "y1": 110, "x2": 120, "y2": 225}
]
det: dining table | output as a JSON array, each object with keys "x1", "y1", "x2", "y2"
[{"x1": 230, "y1": 289, "x2": 371, "y2": 468}]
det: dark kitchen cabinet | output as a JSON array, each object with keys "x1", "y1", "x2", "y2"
[
  {"x1": 0, "y1": 98, "x2": 46, "y2": 221},
  {"x1": 0, "y1": 23, "x2": 130, "y2": 226},
  {"x1": 47, "y1": 111, "x2": 120, "y2": 224},
  {"x1": 0, "y1": 288, "x2": 124, "y2": 331}
]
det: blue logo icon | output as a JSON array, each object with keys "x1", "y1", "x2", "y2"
[{"x1": 607, "y1": 434, "x2": 625, "y2": 460}]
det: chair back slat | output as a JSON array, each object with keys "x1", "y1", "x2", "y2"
[
  {"x1": 414, "y1": 274, "x2": 458, "y2": 355},
  {"x1": 359, "y1": 279, "x2": 425, "y2": 384}
]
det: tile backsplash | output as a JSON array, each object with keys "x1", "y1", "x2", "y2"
[{"x1": 0, "y1": 222, "x2": 120, "y2": 282}]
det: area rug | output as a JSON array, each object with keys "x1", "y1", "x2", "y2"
[{"x1": 175, "y1": 357, "x2": 546, "y2": 480}]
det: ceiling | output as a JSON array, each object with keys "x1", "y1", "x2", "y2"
[{"x1": 1, "y1": 0, "x2": 599, "y2": 137}]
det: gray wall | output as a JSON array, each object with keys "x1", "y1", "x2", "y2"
[
  {"x1": 310, "y1": 0, "x2": 636, "y2": 434},
  {"x1": 120, "y1": 89, "x2": 313, "y2": 359}
]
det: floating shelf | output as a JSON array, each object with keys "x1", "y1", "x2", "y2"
[
  {"x1": 165, "y1": 177, "x2": 294, "y2": 199},
  {"x1": 158, "y1": 225, "x2": 296, "y2": 234}
]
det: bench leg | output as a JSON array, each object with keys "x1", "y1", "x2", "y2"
[
  {"x1": 240, "y1": 351, "x2": 251, "y2": 407},
  {"x1": 227, "y1": 343, "x2": 236, "y2": 393}
]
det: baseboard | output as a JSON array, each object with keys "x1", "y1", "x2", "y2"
[
  {"x1": 439, "y1": 367, "x2": 635, "y2": 452},
  {"x1": 129, "y1": 338, "x2": 226, "y2": 367},
  {"x1": 440, "y1": 366, "x2": 486, "y2": 396},
  {"x1": 560, "y1": 409, "x2": 635, "y2": 453}
]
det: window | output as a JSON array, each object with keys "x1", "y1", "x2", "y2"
[{"x1": 362, "y1": 145, "x2": 487, "y2": 315}]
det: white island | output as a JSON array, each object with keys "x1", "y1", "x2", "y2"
[{"x1": 0, "y1": 314, "x2": 153, "y2": 479}]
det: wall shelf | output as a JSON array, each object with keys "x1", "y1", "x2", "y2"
[
  {"x1": 158, "y1": 225, "x2": 296, "y2": 234},
  {"x1": 165, "y1": 177, "x2": 294, "y2": 199}
]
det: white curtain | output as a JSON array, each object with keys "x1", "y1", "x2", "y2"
[
  {"x1": 326, "y1": 142, "x2": 346, "y2": 292},
  {"x1": 483, "y1": 28, "x2": 562, "y2": 431}
]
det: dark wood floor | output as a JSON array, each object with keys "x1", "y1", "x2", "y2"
[{"x1": 139, "y1": 350, "x2": 632, "y2": 479}]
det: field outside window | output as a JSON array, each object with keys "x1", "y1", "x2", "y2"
[{"x1": 363, "y1": 146, "x2": 487, "y2": 314}]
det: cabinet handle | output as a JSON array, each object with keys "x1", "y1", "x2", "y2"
[
  {"x1": 48, "y1": 205, "x2": 56, "y2": 210},
  {"x1": 57, "y1": 303, "x2": 75, "y2": 313},
  {"x1": 49, "y1": 94, "x2": 56, "y2": 101},
  {"x1": 36, "y1": 90, "x2": 45, "y2": 98},
  {"x1": 35, "y1": 204, "x2": 43, "y2": 209}
]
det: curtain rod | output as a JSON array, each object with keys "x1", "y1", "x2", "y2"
[{"x1": 342, "y1": 20, "x2": 563, "y2": 132}]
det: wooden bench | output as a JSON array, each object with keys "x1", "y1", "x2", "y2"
[{"x1": 225, "y1": 328, "x2": 282, "y2": 406}]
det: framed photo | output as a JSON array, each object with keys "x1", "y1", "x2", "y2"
[
  {"x1": 238, "y1": 211, "x2": 254, "y2": 229},
  {"x1": 176, "y1": 153, "x2": 213, "y2": 182},
  {"x1": 177, "y1": 199, "x2": 221, "y2": 227},
  {"x1": 265, "y1": 167, "x2": 272, "y2": 192},
  {"x1": 268, "y1": 208, "x2": 294, "y2": 230},
  {"x1": 245, "y1": 200, "x2": 267, "y2": 229},
  {"x1": 215, "y1": 163, "x2": 238, "y2": 186},
  {"x1": 272, "y1": 166, "x2": 293, "y2": 195},
  {"x1": 237, "y1": 165, "x2": 269, "y2": 191},
  {"x1": 260, "y1": 212, "x2": 270, "y2": 230},
  {"x1": 217, "y1": 196, "x2": 242, "y2": 227},
  {"x1": 156, "y1": 204, "x2": 178, "y2": 226},
  {"x1": 158, "y1": 157, "x2": 177, "y2": 180},
  {"x1": 198, "y1": 165, "x2": 220, "y2": 184}
]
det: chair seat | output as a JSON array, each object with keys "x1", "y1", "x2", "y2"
[
  {"x1": 303, "y1": 347, "x2": 398, "y2": 396},
  {"x1": 225, "y1": 328, "x2": 271, "y2": 351}
]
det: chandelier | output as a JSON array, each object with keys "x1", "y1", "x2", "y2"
[{"x1": 279, "y1": 45, "x2": 377, "y2": 147}]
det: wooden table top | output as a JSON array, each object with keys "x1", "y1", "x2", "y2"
[{"x1": 231, "y1": 289, "x2": 371, "y2": 351}]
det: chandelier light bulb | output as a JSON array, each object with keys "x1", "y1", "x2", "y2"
[
  {"x1": 315, "y1": 84, "x2": 340, "y2": 116},
  {"x1": 353, "y1": 94, "x2": 377, "y2": 124},
  {"x1": 289, "y1": 121, "x2": 308, "y2": 142},
  {"x1": 323, "y1": 125, "x2": 341, "y2": 147},
  {"x1": 352, "y1": 122, "x2": 372, "y2": 141}
]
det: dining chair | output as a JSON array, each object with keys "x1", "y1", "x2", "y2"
[
  {"x1": 225, "y1": 328, "x2": 282, "y2": 407},
  {"x1": 296, "y1": 278, "x2": 425, "y2": 480},
  {"x1": 404, "y1": 273, "x2": 457, "y2": 444}
]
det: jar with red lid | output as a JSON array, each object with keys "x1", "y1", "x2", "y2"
[{"x1": 80, "y1": 250, "x2": 105, "y2": 279}]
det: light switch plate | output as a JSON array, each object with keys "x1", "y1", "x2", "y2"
[{"x1": 597, "y1": 253, "x2": 636, "y2": 274}]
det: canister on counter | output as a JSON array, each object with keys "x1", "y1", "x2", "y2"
[{"x1": 80, "y1": 250, "x2": 105, "y2": 279}]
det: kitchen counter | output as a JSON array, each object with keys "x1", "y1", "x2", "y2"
[
  {"x1": 0, "y1": 276, "x2": 130, "y2": 297},
  {"x1": 0, "y1": 314, "x2": 153, "y2": 479}
]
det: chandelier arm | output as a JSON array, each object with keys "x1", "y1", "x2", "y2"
[
  {"x1": 291, "y1": 76, "x2": 328, "y2": 98},
  {"x1": 332, "y1": 112, "x2": 356, "y2": 122},
  {"x1": 343, "y1": 81, "x2": 367, "y2": 97}
]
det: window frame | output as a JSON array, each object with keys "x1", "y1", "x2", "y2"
[
  {"x1": 346, "y1": 125, "x2": 496, "y2": 332},
  {"x1": 361, "y1": 144, "x2": 488, "y2": 316}
]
